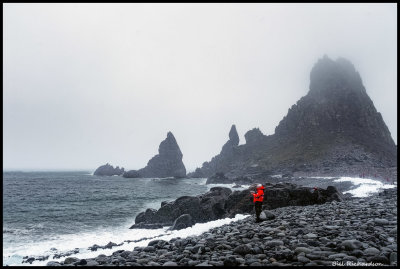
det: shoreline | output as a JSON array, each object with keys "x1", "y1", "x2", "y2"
[
  {"x1": 5, "y1": 176, "x2": 397, "y2": 266},
  {"x1": 45, "y1": 187, "x2": 397, "y2": 266}
]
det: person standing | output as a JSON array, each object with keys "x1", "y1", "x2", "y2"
[{"x1": 251, "y1": 184, "x2": 265, "y2": 223}]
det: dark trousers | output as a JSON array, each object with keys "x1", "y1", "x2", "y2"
[{"x1": 254, "y1": 201, "x2": 263, "y2": 220}]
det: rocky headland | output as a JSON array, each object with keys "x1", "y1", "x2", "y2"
[
  {"x1": 122, "y1": 132, "x2": 186, "y2": 179},
  {"x1": 48, "y1": 188, "x2": 397, "y2": 266},
  {"x1": 188, "y1": 56, "x2": 397, "y2": 181},
  {"x1": 93, "y1": 163, "x2": 124, "y2": 176}
]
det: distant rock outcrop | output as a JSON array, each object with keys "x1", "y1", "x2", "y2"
[
  {"x1": 205, "y1": 172, "x2": 231, "y2": 184},
  {"x1": 191, "y1": 56, "x2": 397, "y2": 179},
  {"x1": 122, "y1": 170, "x2": 141, "y2": 178},
  {"x1": 187, "y1": 168, "x2": 206, "y2": 178},
  {"x1": 93, "y1": 163, "x2": 124, "y2": 176},
  {"x1": 244, "y1": 128, "x2": 265, "y2": 145},
  {"x1": 123, "y1": 132, "x2": 186, "y2": 178}
]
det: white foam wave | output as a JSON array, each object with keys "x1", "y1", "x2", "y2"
[
  {"x1": 3, "y1": 227, "x2": 31, "y2": 236},
  {"x1": 206, "y1": 183, "x2": 250, "y2": 191},
  {"x1": 188, "y1": 178, "x2": 249, "y2": 191},
  {"x1": 309, "y1": 176, "x2": 338, "y2": 179},
  {"x1": 334, "y1": 177, "x2": 396, "y2": 197},
  {"x1": 3, "y1": 214, "x2": 249, "y2": 266},
  {"x1": 189, "y1": 178, "x2": 207, "y2": 185}
]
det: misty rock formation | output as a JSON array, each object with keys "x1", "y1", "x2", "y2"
[
  {"x1": 244, "y1": 128, "x2": 265, "y2": 146},
  {"x1": 205, "y1": 172, "x2": 231, "y2": 184},
  {"x1": 188, "y1": 124, "x2": 240, "y2": 178},
  {"x1": 274, "y1": 56, "x2": 397, "y2": 171},
  {"x1": 190, "y1": 56, "x2": 397, "y2": 179},
  {"x1": 123, "y1": 132, "x2": 186, "y2": 178},
  {"x1": 93, "y1": 163, "x2": 124, "y2": 176}
]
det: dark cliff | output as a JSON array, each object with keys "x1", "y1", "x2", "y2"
[{"x1": 190, "y1": 56, "x2": 397, "y2": 178}]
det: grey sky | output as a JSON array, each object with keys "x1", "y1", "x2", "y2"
[{"x1": 3, "y1": 3, "x2": 397, "y2": 171}]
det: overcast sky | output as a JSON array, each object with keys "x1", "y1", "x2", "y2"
[{"x1": 3, "y1": 3, "x2": 397, "y2": 171}]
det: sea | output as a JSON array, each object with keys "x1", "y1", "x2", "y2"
[
  {"x1": 3, "y1": 171, "x2": 396, "y2": 266},
  {"x1": 2, "y1": 171, "x2": 250, "y2": 266}
]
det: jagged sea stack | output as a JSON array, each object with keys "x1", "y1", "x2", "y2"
[
  {"x1": 123, "y1": 132, "x2": 186, "y2": 178},
  {"x1": 274, "y1": 56, "x2": 397, "y2": 170},
  {"x1": 189, "y1": 124, "x2": 240, "y2": 178},
  {"x1": 190, "y1": 56, "x2": 397, "y2": 178}
]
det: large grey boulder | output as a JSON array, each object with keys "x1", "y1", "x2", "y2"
[{"x1": 170, "y1": 214, "x2": 194, "y2": 230}]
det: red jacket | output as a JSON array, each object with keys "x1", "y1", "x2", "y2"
[{"x1": 252, "y1": 185, "x2": 265, "y2": 202}]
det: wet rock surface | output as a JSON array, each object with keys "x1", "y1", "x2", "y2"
[
  {"x1": 54, "y1": 186, "x2": 397, "y2": 266},
  {"x1": 132, "y1": 183, "x2": 344, "y2": 228}
]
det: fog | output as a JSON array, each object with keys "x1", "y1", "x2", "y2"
[{"x1": 3, "y1": 3, "x2": 397, "y2": 171}]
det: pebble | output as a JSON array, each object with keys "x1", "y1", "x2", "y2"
[
  {"x1": 304, "y1": 233, "x2": 318, "y2": 239},
  {"x1": 342, "y1": 239, "x2": 362, "y2": 250},
  {"x1": 364, "y1": 247, "x2": 380, "y2": 256},
  {"x1": 295, "y1": 247, "x2": 312, "y2": 254},
  {"x1": 374, "y1": 218, "x2": 389, "y2": 225},
  {"x1": 266, "y1": 240, "x2": 284, "y2": 247}
]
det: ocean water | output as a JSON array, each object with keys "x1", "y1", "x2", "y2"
[
  {"x1": 2, "y1": 171, "x2": 250, "y2": 266},
  {"x1": 4, "y1": 171, "x2": 392, "y2": 266}
]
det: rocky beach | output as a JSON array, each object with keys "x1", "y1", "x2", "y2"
[
  {"x1": 8, "y1": 56, "x2": 397, "y2": 267},
  {"x1": 45, "y1": 186, "x2": 397, "y2": 266}
]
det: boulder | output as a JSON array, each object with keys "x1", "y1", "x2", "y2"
[
  {"x1": 170, "y1": 214, "x2": 193, "y2": 230},
  {"x1": 75, "y1": 259, "x2": 87, "y2": 265},
  {"x1": 64, "y1": 257, "x2": 79, "y2": 265},
  {"x1": 233, "y1": 245, "x2": 253, "y2": 256},
  {"x1": 163, "y1": 261, "x2": 178, "y2": 266},
  {"x1": 260, "y1": 210, "x2": 276, "y2": 220},
  {"x1": 342, "y1": 240, "x2": 362, "y2": 251},
  {"x1": 225, "y1": 189, "x2": 254, "y2": 217}
]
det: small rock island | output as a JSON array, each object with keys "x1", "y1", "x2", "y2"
[{"x1": 93, "y1": 163, "x2": 124, "y2": 176}]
